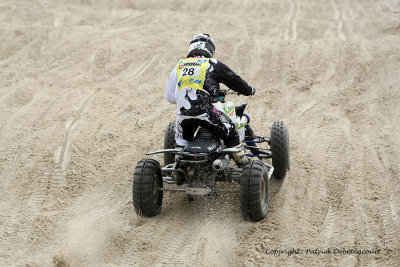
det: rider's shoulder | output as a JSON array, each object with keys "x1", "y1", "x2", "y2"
[
  {"x1": 209, "y1": 58, "x2": 229, "y2": 67},
  {"x1": 209, "y1": 58, "x2": 230, "y2": 71}
]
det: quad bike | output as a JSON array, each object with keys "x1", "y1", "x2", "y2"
[{"x1": 132, "y1": 89, "x2": 290, "y2": 222}]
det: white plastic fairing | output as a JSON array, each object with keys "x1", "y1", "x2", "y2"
[
  {"x1": 237, "y1": 116, "x2": 247, "y2": 141},
  {"x1": 213, "y1": 101, "x2": 236, "y2": 123},
  {"x1": 213, "y1": 102, "x2": 247, "y2": 141}
]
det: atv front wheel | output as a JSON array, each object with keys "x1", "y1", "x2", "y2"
[
  {"x1": 240, "y1": 160, "x2": 269, "y2": 222},
  {"x1": 270, "y1": 121, "x2": 290, "y2": 179},
  {"x1": 164, "y1": 121, "x2": 176, "y2": 166},
  {"x1": 133, "y1": 158, "x2": 163, "y2": 217}
]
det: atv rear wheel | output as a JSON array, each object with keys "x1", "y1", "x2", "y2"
[
  {"x1": 270, "y1": 121, "x2": 290, "y2": 179},
  {"x1": 240, "y1": 160, "x2": 269, "y2": 222},
  {"x1": 164, "y1": 121, "x2": 176, "y2": 166},
  {"x1": 133, "y1": 158, "x2": 163, "y2": 217}
]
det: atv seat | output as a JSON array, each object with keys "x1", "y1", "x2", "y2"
[
  {"x1": 184, "y1": 139, "x2": 220, "y2": 153},
  {"x1": 184, "y1": 128, "x2": 221, "y2": 153}
]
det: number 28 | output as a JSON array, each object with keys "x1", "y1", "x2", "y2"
[{"x1": 182, "y1": 68, "x2": 195, "y2": 76}]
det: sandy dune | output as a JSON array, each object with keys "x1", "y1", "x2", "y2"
[{"x1": 1, "y1": 0, "x2": 399, "y2": 266}]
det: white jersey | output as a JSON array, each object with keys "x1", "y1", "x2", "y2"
[
  {"x1": 165, "y1": 58, "x2": 213, "y2": 116},
  {"x1": 164, "y1": 57, "x2": 253, "y2": 147}
]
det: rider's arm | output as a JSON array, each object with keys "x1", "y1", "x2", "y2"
[
  {"x1": 165, "y1": 68, "x2": 177, "y2": 104},
  {"x1": 213, "y1": 59, "x2": 253, "y2": 96}
]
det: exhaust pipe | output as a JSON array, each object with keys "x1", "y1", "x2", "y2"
[{"x1": 212, "y1": 158, "x2": 228, "y2": 171}]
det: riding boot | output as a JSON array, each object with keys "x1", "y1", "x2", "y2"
[{"x1": 226, "y1": 144, "x2": 249, "y2": 167}]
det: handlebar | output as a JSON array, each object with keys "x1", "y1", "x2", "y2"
[
  {"x1": 212, "y1": 89, "x2": 240, "y2": 103},
  {"x1": 224, "y1": 89, "x2": 240, "y2": 95}
]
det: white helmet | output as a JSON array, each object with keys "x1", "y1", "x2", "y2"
[{"x1": 187, "y1": 33, "x2": 216, "y2": 58}]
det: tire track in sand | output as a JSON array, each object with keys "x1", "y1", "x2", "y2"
[
  {"x1": 331, "y1": 0, "x2": 347, "y2": 41},
  {"x1": 3, "y1": 93, "x2": 90, "y2": 241},
  {"x1": 128, "y1": 56, "x2": 159, "y2": 83},
  {"x1": 136, "y1": 195, "x2": 241, "y2": 266},
  {"x1": 369, "y1": 145, "x2": 400, "y2": 254},
  {"x1": 130, "y1": 203, "x2": 198, "y2": 266},
  {"x1": 153, "y1": 209, "x2": 222, "y2": 265},
  {"x1": 352, "y1": 195, "x2": 378, "y2": 266},
  {"x1": 320, "y1": 205, "x2": 336, "y2": 240},
  {"x1": 51, "y1": 97, "x2": 92, "y2": 196},
  {"x1": 390, "y1": 189, "x2": 399, "y2": 225},
  {"x1": 378, "y1": 170, "x2": 400, "y2": 253},
  {"x1": 284, "y1": 0, "x2": 298, "y2": 40},
  {"x1": 31, "y1": 97, "x2": 92, "y2": 206},
  {"x1": 156, "y1": 229, "x2": 196, "y2": 266},
  {"x1": 0, "y1": 145, "x2": 21, "y2": 239}
]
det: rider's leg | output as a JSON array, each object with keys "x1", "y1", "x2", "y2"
[
  {"x1": 224, "y1": 143, "x2": 249, "y2": 167},
  {"x1": 199, "y1": 107, "x2": 249, "y2": 167},
  {"x1": 175, "y1": 116, "x2": 197, "y2": 147},
  {"x1": 177, "y1": 109, "x2": 249, "y2": 167},
  {"x1": 173, "y1": 117, "x2": 200, "y2": 184}
]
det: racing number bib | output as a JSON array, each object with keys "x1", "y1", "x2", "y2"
[{"x1": 176, "y1": 58, "x2": 209, "y2": 91}]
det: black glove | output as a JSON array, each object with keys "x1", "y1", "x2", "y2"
[{"x1": 217, "y1": 89, "x2": 227, "y2": 97}]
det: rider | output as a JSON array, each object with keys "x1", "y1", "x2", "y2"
[{"x1": 165, "y1": 33, "x2": 256, "y2": 166}]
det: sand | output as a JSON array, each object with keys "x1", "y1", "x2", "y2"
[{"x1": 0, "y1": 0, "x2": 399, "y2": 266}]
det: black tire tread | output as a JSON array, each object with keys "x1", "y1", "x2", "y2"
[
  {"x1": 270, "y1": 121, "x2": 290, "y2": 179},
  {"x1": 240, "y1": 160, "x2": 268, "y2": 222},
  {"x1": 164, "y1": 121, "x2": 176, "y2": 165},
  {"x1": 132, "y1": 158, "x2": 163, "y2": 217}
]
